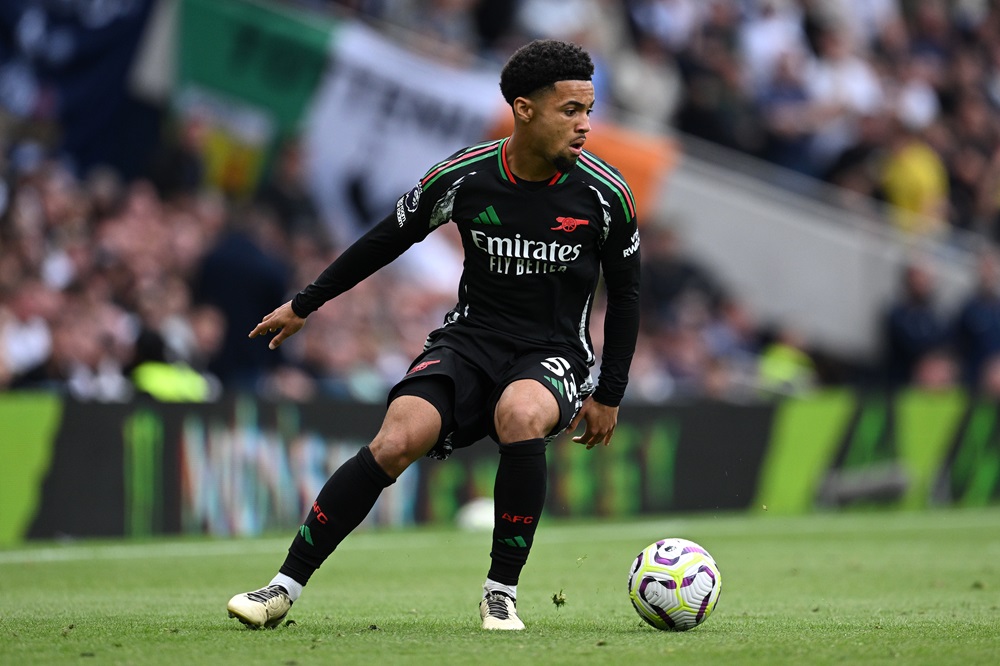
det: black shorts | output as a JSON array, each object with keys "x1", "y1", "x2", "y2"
[{"x1": 387, "y1": 332, "x2": 593, "y2": 459}]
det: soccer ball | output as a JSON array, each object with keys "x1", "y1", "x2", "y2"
[{"x1": 627, "y1": 538, "x2": 722, "y2": 631}]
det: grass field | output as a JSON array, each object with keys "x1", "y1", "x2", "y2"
[{"x1": 1, "y1": 508, "x2": 998, "y2": 665}]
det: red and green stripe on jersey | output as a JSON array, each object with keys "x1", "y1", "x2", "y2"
[
  {"x1": 576, "y1": 152, "x2": 636, "y2": 221},
  {"x1": 421, "y1": 140, "x2": 503, "y2": 189},
  {"x1": 420, "y1": 137, "x2": 636, "y2": 221}
]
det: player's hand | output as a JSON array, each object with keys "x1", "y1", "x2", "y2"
[
  {"x1": 248, "y1": 301, "x2": 305, "y2": 350},
  {"x1": 568, "y1": 397, "x2": 618, "y2": 449}
]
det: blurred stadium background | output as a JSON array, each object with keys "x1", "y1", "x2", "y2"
[{"x1": 2, "y1": 0, "x2": 999, "y2": 545}]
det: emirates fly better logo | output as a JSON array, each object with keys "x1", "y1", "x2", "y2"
[{"x1": 471, "y1": 229, "x2": 582, "y2": 275}]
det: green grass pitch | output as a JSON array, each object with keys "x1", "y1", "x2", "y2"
[{"x1": 1, "y1": 508, "x2": 997, "y2": 665}]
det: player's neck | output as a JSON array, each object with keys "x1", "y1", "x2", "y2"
[{"x1": 504, "y1": 134, "x2": 558, "y2": 182}]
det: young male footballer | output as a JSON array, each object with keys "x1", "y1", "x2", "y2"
[{"x1": 228, "y1": 38, "x2": 640, "y2": 631}]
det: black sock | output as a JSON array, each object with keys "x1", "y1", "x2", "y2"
[
  {"x1": 487, "y1": 438, "x2": 547, "y2": 586},
  {"x1": 279, "y1": 445, "x2": 394, "y2": 585}
]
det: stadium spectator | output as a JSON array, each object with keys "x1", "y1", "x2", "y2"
[
  {"x1": 879, "y1": 116, "x2": 950, "y2": 237},
  {"x1": 822, "y1": 110, "x2": 890, "y2": 215},
  {"x1": 909, "y1": 0, "x2": 953, "y2": 68},
  {"x1": 756, "y1": 49, "x2": 817, "y2": 178},
  {"x1": 146, "y1": 111, "x2": 208, "y2": 201},
  {"x1": 979, "y1": 145, "x2": 1000, "y2": 244},
  {"x1": 882, "y1": 260, "x2": 950, "y2": 387},
  {"x1": 804, "y1": 23, "x2": 886, "y2": 175},
  {"x1": 0, "y1": 278, "x2": 61, "y2": 386},
  {"x1": 255, "y1": 136, "x2": 326, "y2": 243},
  {"x1": 639, "y1": 222, "x2": 725, "y2": 334},
  {"x1": 674, "y1": 17, "x2": 764, "y2": 156},
  {"x1": 608, "y1": 33, "x2": 683, "y2": 130},
  {"x1": 945, "y1": 141, "x2": 990, "y2": 235},
  {"x1": 127, "y1": 329, "x2": 218, "y2": 402},
  {"x1": 757, "y1": 326, "x2": 818, "y2": 397},
  {"x1": 470, "y1": 0, "x2": 521, "y2": 59},
  {"x1": 625, "y1": 330, "x2": 675, "y2": 403},
  {"x1": 702, "y1": 296, "x2": 761, "y2": 393},
  {"x1": 192, "y1": 204, "x2": 292, "y2": 392},
  {"x1": 737, "y1": 0, "x2": 808, "y2": 93},
  {"x1": 657, "y1": 310, "x2": 712, "y2": 397},
  {"x1": 952, "y1": 247, "x2": 1000, "y2": 389}
]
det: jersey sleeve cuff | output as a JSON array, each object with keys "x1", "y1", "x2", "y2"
[
  {"x1": 591, "y1": 387, "x2": 623, "y2": 408},
  {"x1": 290, "y1": 295, "x2": 313, "y2": 319}
]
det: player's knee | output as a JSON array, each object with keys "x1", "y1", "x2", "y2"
[
  {"x1": 494, "y1": 396, "x2": 557, "y2": 442},
  {"x1": 369, "y1": 429, "x2": 432, "y2": 478},
  {"x1": 369, "y1": 395, "x2": 441, "y2": 476}
]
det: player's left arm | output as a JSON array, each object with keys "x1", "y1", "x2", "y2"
[{"x1": 585, "y1": 211, "x2": 641, "y2": 443}]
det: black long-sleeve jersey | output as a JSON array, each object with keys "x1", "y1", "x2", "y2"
[{"x1": 292, "y1": 138, "x2": 641, "y2": 406}]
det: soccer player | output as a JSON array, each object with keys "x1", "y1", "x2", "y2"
[{"x1": 227, "y1": 38, "x2": 641, "y2": 631}]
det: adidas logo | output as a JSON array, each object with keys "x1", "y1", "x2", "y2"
[{"x1": 473, "y1": 205, "x2": 501, "y2": 225}]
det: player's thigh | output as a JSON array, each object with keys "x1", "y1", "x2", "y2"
[
  {"x1": 387, "y1": 347, "x2": 494, "y2": 455},
  {"x1": 492, "y1": 353, "x2": 588, "y2": 442}
]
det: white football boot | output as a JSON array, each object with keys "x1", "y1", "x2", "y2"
[
  {"x1": 480, "y1": 591, "x2": 525, "y2": 630},
  {"x1": 227, "y1": 585, "x2": 292, "y2": 629}
]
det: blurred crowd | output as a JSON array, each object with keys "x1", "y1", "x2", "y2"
[
  {"x1": 331, "y1": 0, "x2": 1000, "y2": 240},
  {"x1": 0, "y1": 131, "x2": 456, "y2": 403},
  {"x1": 4, "y1": 0, "x2": 1000, "y2": 404}
]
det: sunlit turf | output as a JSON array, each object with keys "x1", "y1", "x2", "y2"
[{"x1": 1, "y1": 508, "x2": 998, "y2": 665}]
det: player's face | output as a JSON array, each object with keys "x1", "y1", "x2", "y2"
[{"x1": 531, "y1": 80, "x2": 594, "y2": 172}]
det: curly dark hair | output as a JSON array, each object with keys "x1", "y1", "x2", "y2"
[{"x1": 499, "y1": 39, "x2": 594, "y2": 106}]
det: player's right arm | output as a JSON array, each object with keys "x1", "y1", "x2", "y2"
[{"x1": 248, "y1": 181, "x2": 436, "y2": 348}]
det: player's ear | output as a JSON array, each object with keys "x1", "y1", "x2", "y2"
[{"x1": 513, "y1": 97, "x2": 533, "y2": 123}]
